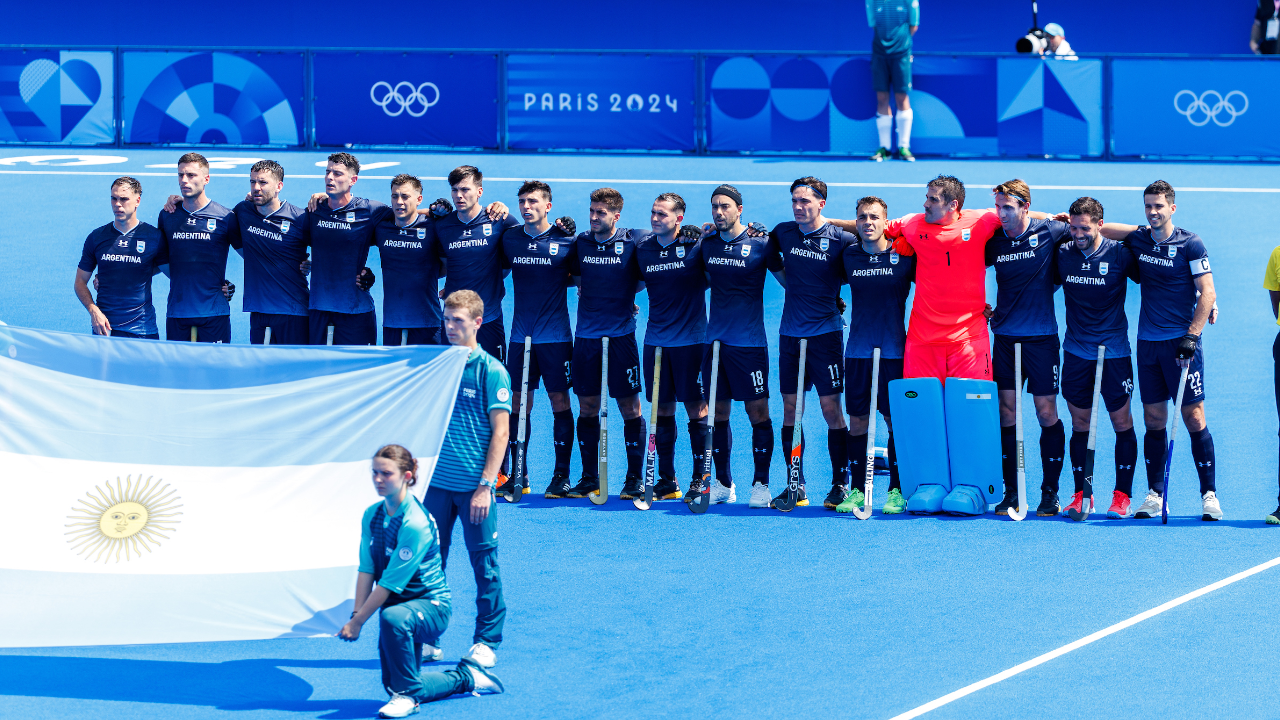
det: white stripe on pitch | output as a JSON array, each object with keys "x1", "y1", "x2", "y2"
[{"x1": 888, "y1": 554, "x2": 1280, "y2": 720}]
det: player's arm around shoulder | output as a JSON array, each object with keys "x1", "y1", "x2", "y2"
[{"x1": 1098, "y1": 222, "x2": 1139, "y2": 241}]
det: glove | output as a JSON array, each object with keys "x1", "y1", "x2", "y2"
[
  {"x1": 678, "y1": 224, "x2": 703, "y2": 240},
  {"x1": 1176, "y1": 334, "x2": 1199, "y2": 360},
  {"x1": 556, "y1": 216, "x2": 576, "y2": 236},
  {"x1": 357, "y1": 267, "x2": 377, "y2": 291},
  {"x1": 222, "y1": 280, "x2": 236, "y2": 300},
  {"x1": 746, "y1": 221, "x2": 767, "y2": 237},
  {"x1": 429, "y1": 198, "x2": 453, "y2": 217}
]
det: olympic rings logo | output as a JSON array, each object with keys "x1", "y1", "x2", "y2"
[
  {"x1": 1173, "y1": 90, "x2": 1248, "y2": 127},
  {"x1": 370, "y1": 81, "x2": 440, "y2": 117}
]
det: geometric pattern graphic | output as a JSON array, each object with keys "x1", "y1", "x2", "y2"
[
  {"x1": 0, "y1": 50, "x2": 113, "y2": 144},
  {"x1": 997, "y1": 58, "x2": 1103, "y2": 157},
  {"x1": 123, "y1": 51, "x2": 302, "y2": 146}
]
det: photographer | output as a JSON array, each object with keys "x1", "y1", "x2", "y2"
[{"x1": 1041, "y1": 23, "x2": 1077, "y2": 59}]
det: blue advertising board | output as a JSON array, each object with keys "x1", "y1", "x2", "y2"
[
  {"x1": 122, "y1": 51, "x2": 304, "y2": 146},
  {"x1": 313, "y1": 52, "x2": 498, "y2": 148},
  {"x1": 506, "y1": 53, "x2": 695, "y2": 151},
  {"x1": 1111, "y1": 58, "x2": 1280, "y2": 158},
  {"x1": 997, "y1": 58, "x2": 1103, "y2": 157},
  {"x1": 0, "y1": 49, "x2": 114, "y2": 145},
  {"x1": 706, "y1": 55, "x2": 997, "y2": 155}
]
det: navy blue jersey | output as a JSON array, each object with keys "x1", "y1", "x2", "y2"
[
  {"x1": 306, "y1": 197, "x2": 390, "y2": 314},
  {"x1": 1055, "y1": 238, "x2": 1138, "y2": 360},
  {"x1": 234, "y1": 200, "x2": 309, "y2": 317},
  {"x1": 374, "y1": 214, "x2": 443, "y2": 330},
  {"x1": 1124, "y1": 227, "x2": 1212, "y2": 341},
  {"x1": 704, "y1": 229, "x2": 784, "y2": 348},
  {"x1": 772, "y1": 222, "x2": 853, "y2": 337},
  {"x1": 842, "y1": 243, "x2": 915, "y2": 359},
  {"x1": 78, "y1": 222, "x2": 168, "y2": 336},
  {"x1": 985, "y1": 218, "x2": 1068, "y2": 337},
  {"x1": 436, "y1": 211, "x2": 520, "y2": 326},
  {"x1": 571, "y1": 228, "x2": 643, "y2": 339},
  {"x1": 501, "y1": 224, "x2": 576, "y2": 343},
  {"x1": 635, "y1": 233, "x2": 707, "y2": 347},
  {"x1": 157, "y1": 201, "x2": 242, "y2": 318}
]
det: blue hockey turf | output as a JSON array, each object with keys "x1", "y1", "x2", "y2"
[{"x1": 2, "y1": 150, "x2": 1278, "y2": 719}]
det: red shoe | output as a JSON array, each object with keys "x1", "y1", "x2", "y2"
[
  {"x1": 1107, "y1": 490, "x2": 1131, "y2": 519},
  {"x1": 1064, "y1": 491, "x2": 1093, "y2": 521}
]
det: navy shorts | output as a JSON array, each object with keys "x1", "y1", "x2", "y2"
[
  {"x1": 573, "y1": 333, "x2": 641, "y2": 398},
  {"x1": 844, "y1": 356, "x2": 905, "y2": 417},
  {"x1": 993, "y1": 334, "x2": 1061, "y2": 396},
  {"x1": 1137, "y1": 337, "x2": 1206, "y2": 406},
  {"x1": 167, "y1": 315, "x2": 231, "y2": 343},
  {"x1": 478, "y1": 321, "x2": 506, "y2": 364},
  {"x1": 779, "y1": 331, "x2": 845, "y2": 396},
  {"x1": 110, "y1": 329, "x2": 158, "y2": 339},
  {"x1": 251, "y1": 312, "x2": 309, "y2": 345},
  {"x1": 309, "y1": 309, "x2": 376, "y2": 346},
  {"x1": 644, "y1": 343, "x2": 706, "y2": 404},
  {"x1": 1061, "y1": 352, "x2": 1134, "y2": 413},
  {"x1": 385, "y1": 326, "x2": 443, "y2": 346},
  {"x1": 703, "y1": 343, "x2": 769, "y2": 402},
  {"x1": 871, "y1": 51, "x2": 912, "y2": 94},
  {"x1": 507, "y1": 340, "x2": 573, "y2": 393}
]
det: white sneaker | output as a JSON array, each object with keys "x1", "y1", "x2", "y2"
[
  {"x1": 465, "y1": 642, "x2": 496, "y2": 668},
  {"x1": 749, "y1": 482, "x2": 771, "y2": 508},
  {"x1": 378, "y1": 692, "x2": 418, "y2": 718},
  {"x1": 1202, "y1": 491, "x2": 1223, "y2": 521},
  {"x1": 462, "y1": 659, "x2": 505, "y2": 695},
  {"x1": 711, "y1": 480, "x2": 736, "y2": 504},
  {"x1": 1133, "y1": 490, "x2": 1163, "y2": 519},
  {"x1": 422, "y1": 644, "x2": 443, "y2": 662}
]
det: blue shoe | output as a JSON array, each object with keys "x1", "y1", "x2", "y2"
[
  {"x1": 906, "y1": 484, "x2": 948, "y2": 514},
  {"x1": 941, "y1": 485, "x2": 987, "y2": 516}
]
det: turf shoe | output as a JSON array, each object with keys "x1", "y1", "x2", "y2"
[
  {"x1": 654, "y1": 477, "x2": 683, "y2": 500},
  {"x1": 683, "y1": 477, "x2": 703, "y2": 503},
  {"x1": 1063, "y1": 491, "x2": 1093, "y2": 521},
  {"x1": 1106, "y1": 490, "x2": 1131, "y2": 518},
  {"x1": 566, "y1": 476, "x2": 599, "y2": 499},
  {"x1": 1036, "y1": 489, "x2": 1060, "y2": 517},
  {"x1": 1266, "y1": 506, "x2": 1280, "y2": 525},
  {"x1": 460, "y1": 658, "x2": 505, "y2": 695},
  {"x1": 881, "y1": 487, "x2": 906, "y2": 514},
  {"x1": 835, "y1": 487, "x2": 865, "y2": 513},
  {"x1": 749, "y1": 481, "x2": 772, "y2": 508},
  {"x1": 1133, "y1": 490, "x2": 1163, "y2": 519},
  {"x1": 993, "y1": 489, "x2": 1019, "y2": 516},
  {"x1": 897, "y1": 147, "x2": 915, "y2": 162},
  {"x1": 378, "y1": 691, "x2": 418, "y2": 718},
  {"x1": 495, "y1": 472, "x2": 513, "y2": 501},
  {"x1": 619, "y1": 475, "x2": 643, "y2": 500},
  {"x1": 824, "y1": 484, "x2": 850, "y2": 509},
  {"x1": 1202, "y1": 491, "x2": 1223, "y2": 521},
  {"x1": 465, "y1": 642, "x2": 496, "y2": 669},
  {"x1": 771, "y1": 485, "x2": 808, "y2": 509},
  {"x1": 543, "y1": 473, "x2": 572, "y2": 499},
  {"x1": 871, "y1": 147, "x2": 891, "y2": 162},
  {"x1": 712, "y1": 481, "x2": 736, "y2": 504}
]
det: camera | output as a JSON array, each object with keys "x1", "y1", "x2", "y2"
[{"x1": 1017, "y1": 28, "x2": 1050, "y2": 54}]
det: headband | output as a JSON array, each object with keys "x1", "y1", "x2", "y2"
[
  {"x1": 711, "y1": 184, "x2": 742, "y2": 206},
  {"x1": 794, "y1": 184, "x2": 826, "y2": 200}
]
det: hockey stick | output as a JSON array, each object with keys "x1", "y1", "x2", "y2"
[
  {"x1": 690, "y1": 341, "x2": 719, "y2": 514},
  {"x1": 852, "y1": 347, "x2": 880, "y2": 520},
  {"x1": 1162, "y1": 364, "x2": 1191, "y2": 525},
  {"x1": 190, "y1": 326, "x2": 198, "y2": 343},
  {"x1": 633, "y1": 346, "x2": 662, "y2": 510},
  {"x1": 326, "y1": 325, "x2": 334, "y2": 346},
  {"x1": 590, "y1": 337, "x2": 610, "y2": 505},
  {"x1": 402, "y1": 329, "x2": 408, "y2": 347},
  {"x1": 1008, "y1": 343, "x2": 1028, "y2": 521},
  {"x1": 776, "y1": 338, "x2": 808, "y2": 513},
  {"x1": 263, "y1": 327, "x2": 272, "y2": 346},
  {"x1": 506, "y1": 337, "x2": 532, "y2": 504},
  {"x1": 1070, "y1": 345, "x2": 1106, "y2": 521}
]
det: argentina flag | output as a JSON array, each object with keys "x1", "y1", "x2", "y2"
[{"x1": 0, "y1": 326, "x2": 468, "y2": 648}]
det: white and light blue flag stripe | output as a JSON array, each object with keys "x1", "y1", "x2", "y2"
[{"x1": 0, "y1": 326, "x2": 468, "y2": 648}]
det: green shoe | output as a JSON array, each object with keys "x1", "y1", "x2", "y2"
[
  {"x1": 881, "y1": 487, "x2": 906, "y2": 514},
  {"x1": 871, "y1": 147, "x2": 891, "y2": 162},
  {"x1": 1267, "y1": 506, "x2": 1280, "y2": 525},
  {"x1": 897, "y1": 147, "x2": 915, "y2": 162},
  {"x1": 835, "y1": 487, "x2": 865, "y2": 514}
]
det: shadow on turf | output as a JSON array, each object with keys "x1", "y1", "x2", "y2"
[
  {"x1": 0, "y1": 655, "x2": 472, "y2": 718},
  {"x1": 502, "y1": 497, "x2": 1012, "y2": 520}
]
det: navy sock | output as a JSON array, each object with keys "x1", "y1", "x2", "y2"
[
  {"x1": 848, "y1": 432, "x2": 869, "y2": 489},
  {"x1": 1189, "y1": 428, "x2": 1216, "y2": 494},
  {"x1": 624, "y1": 417, "x2": 645, "y2": 478},
  {"x1": 1115, "y1": 427, "x2": 1138, "y2": 497},
  {"x1": 752, "y1": 420, "x2": 775, "y2": 484},
  {"x1": 577, "y1": 416, "x2": 600, "y2": 478},
  {"x1": 1040, "y1": 419, "x2": 1065, "y2": 494},
  {"x1": 828, "y1": 428, "x2": 848, "y2": 485},
  {"x1": 1144, "y1": 428, "x2": 1168, "y2": 493},
  {"x1": 887, "y1": 432, "x2": 901, "y2": 491},
  {"x1": 688, "y1": 419, "x2": 710, "y2": 480},
  {"x1": 552, "y1": 410, "x2": 574, "y2": 476},
  {"x1": 656, "y1": 415, "x2": 677, "y2": 481},
  {"x1": 712, "y1": 423, "x2": 733, "y2": 486},
  {"x1": 1070, "y1": 430, "x2": 1088, "y2": 494},
  {"x1": 780, "y1": 424, "x2": 803, "y2": 480},
  {"x1": 1000, "y1": 425, "x2": 1016, "y2": 494}
]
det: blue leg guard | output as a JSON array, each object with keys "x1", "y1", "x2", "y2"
[
  {"x1": 907, "y1": 483, "x2": 949, "y2": 514},
  {"x1": 943, "y1": 378, "x2": 1002, "y2": 516},
  {"x1": 942, "y1": 485, "x2": 988, "y2": 515},
  {"x1": 888, "y1": 377, "x2": 951, "y2": 507}
]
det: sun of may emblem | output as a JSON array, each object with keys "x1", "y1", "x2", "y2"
[{"x1": 65, "y1": 475, "x2": 183, "y2": 563}]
